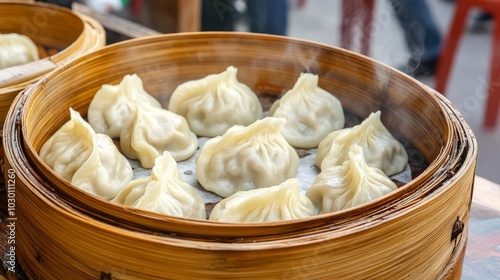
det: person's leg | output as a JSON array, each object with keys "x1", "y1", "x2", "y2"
[
  {"x1": 265, "y1": 0, "x2": 288, "y2": 35},
  {"x1": 201, "y1": 0, "x2": 236, "y2": 31},
  {"x1": 247, "y1": 0, "x2": 288, "y2": 35},
  {"x1": 389, "y1": 0, "x2": 441, "y2": 75},
  {"x1": 35, "y1": 0, "x2": 73, "y2": 9},
  {"x1": 246, "y1": 0, "x2": 269, "y2": 34}
]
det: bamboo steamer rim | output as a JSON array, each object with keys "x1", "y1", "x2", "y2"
[
  {"x1": 0, "y1": 2, "x2": 105, "y2": 95},
  {"x1": 16, "y1": 32, "x2": 459, "y2": 237}
]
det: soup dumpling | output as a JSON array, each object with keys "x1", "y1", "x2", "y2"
[
  {"x1": 120, "y1": 103, "x2": 198, "y2": 168},
  {"x1": 196, "y1": 117, "x2": 299, "y2": 198},
  {"x1": 316, "y1": 111, "x2": 408, "y2": 176},
  {"x1": 168, "y1": 66, "x2": 263, "y2": 137},
  {"x1": 0, "y1": 33, "x2": 39, "y2": 70},
  {"x1": 307, "y1": 145, "x2": 397, "y2": 213},
  {"x1": 210, "y1": 178, "x2": 316, "y2": 223},
  {"x1": 88, "y1": 74, "x2": 162, "y2": 138},
  {"x1": 269, "y1": 73, "x2": 344, "y2": 148},
  {"x1": 40, "y1": 108, "x2": 133, "y2": 200},
  {"x1": 112, "y1": 151, "x2": 206, "y2": 219},
  {"x1": 71, "y1": 133, "x2": 133, "y2": 200}
]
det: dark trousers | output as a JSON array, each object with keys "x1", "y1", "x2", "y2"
[
  {"x1": 35, "y1": 0, "x2": 73, "y2": 9},
  {"x1": 247, "y1": 0, "x2": 288, "y2": 35},
  {"x1": 389, "y1": 0, "x2": 441, "y2": 61},
  {"x1": 201, "y1": 0, "x2": 289, "y2": 36}
]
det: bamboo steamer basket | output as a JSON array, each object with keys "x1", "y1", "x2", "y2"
[
  {"x1": 2, "y1": 33, "x2": 476, "y2": 279},
  {"x1": 0, "y1": 2, "x2": 105, "y2": 134}
]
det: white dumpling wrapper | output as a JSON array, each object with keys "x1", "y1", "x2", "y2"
[
  {"x1": 112, "y1": 151, "x2": 206, "y2": 219},
  {"x1": 316, "y1": 111, "x2": 408, "y2": 176},
  {"x1": 307, "y1": 145, "x2": 397, "y2": 213},
  {"x1": 269, "y1": 73, "x2": 344, "y2": 148},
  {"x1": 210, "y1": 178, "x2": 316, "y2": 223},
  {"x1": 196, "y1": 117, "x2": 299, "y2": 198},
  {"x1": 168, "y1": 66, "x2": 263, "y2": 137},
  {"x1": 120, "y1": 103, "x2": 198, "y2": 168},
  {"x1": 0, "y1": 33, "x2": 39, "y2": 70},
  {"x1": 87, "y1": 74, "x2": 162, "y2": 138},
  {"x1": 40, "y1": 108, "x2": 94, "y2": 181},
  {"x1": 71, "y1": 134, "x2": 133, "y2": 200},
  {"x1": 40, "y1": 108, "x2": 133, "y2": 200}
]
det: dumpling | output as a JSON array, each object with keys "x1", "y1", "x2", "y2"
[
  {"x1": 40, "y1": 108, "x2": 133, "y2": 200},
  {"x1": 71, "y1": 134, "x2": 133, "y2": 200},
  {"x1": 315, "y1": 111, "x2": 408, "y2": 176},
  {"x1": 269, "y1": 73, "x2": 344, "y2": 148},
  {"x1": 40, "y1": 108, "x2": 95, "y2": 181},
  {"x1": 168, "y1": 66, "x2": 263, "y2": 137},
  {"x1": 0, "y1": 33, "x2": 39, "y2": 70},
  {"x1": 196, "y1": 117, "x2": 299, "y2": 198},
  {"x1": 307, "y1": 145, "x2": 397, "y2": 213},
  {"x1": 87, "y1": 74, "x2": 162, "y2": 138},
  {"x1": 112, "y1": 151, "x2": 206, "y2": 219},
  {"x1": 210, "y1": 178, "x2": 316, "y2": 223},
  {"x1": 120, "y1": 103, "x2": 198, "y2": 168}
]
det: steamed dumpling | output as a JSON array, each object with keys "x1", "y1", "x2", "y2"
[
  {"x1": 210, "y1": 178, "x2": 316, "y2": 223},
  {"x1": 0, "y1": 33, "x2": 39, "y2": 70},
  {"x1": 196, "y1": 117, "x2": 299, "y2": 198},
  {"x1": 307, "y1": 145, "x2": 397, "y2": 213},
  {"x1": 87, "y1": 74, "x2": 162, "y2": 138},
  {"x1": 120, "y1": 103, "x2": 198, "y2": 168},
  {"x1": 168, "y1": 66, "x2": 263, "y2": 137},
  {"x1": 40, "y1": 108, "x2": 94, "y2": 181},
  {"x1": 40, "y1": 108, "x2": 133, "y2": 200},
  {"x1": 71, "y1": 133, "x2": 133, "y2": 200},
  {"x1": 269, "y1": 73, "x2": 344, "y2": 148},
  {"x1": 316, "y1": 111, "x2": 408, "y2": 176},
  {"x1": 112, "y1": 151, "x2": 206, "y2": 219}
]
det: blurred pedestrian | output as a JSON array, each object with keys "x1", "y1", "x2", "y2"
[
  {"x1": 246, "y1": 0, "x2": 289, "y2": 35},
  {"x1": 201, "y1": 0, "x2": 236, "y2": 31},
  {"x1": 391, "y1": 0, "x2": 442, "y2": 77},
  {"x1": 35, "y1": 0, "x2": 73, "y2": 8},
  {"x1": 201, "y1": 0, "x2": 291, "y2": 35}
]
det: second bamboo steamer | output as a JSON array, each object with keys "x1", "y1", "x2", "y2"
[{"x1": 0, "y1": 2, "x2": 105, "y2": 137}]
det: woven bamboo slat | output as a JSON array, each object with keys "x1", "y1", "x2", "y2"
[{"x1": 2, "y1": 33, "x2": 477, "y2": 279}]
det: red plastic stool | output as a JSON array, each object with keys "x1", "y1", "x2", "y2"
[
  {"x1": 341, "y1": 0, "x2": 375, "y2": 56},
  {"x1": 435, "y1": 0, "x2": 500, "y2": 128}
]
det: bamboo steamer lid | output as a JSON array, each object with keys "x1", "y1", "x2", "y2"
[
  {"x1": 0, "y1": 2, "x2": 105, "y2": 131},
  {"x1": 2, "y1": 33, "x2": 477, "y2": 279}
]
